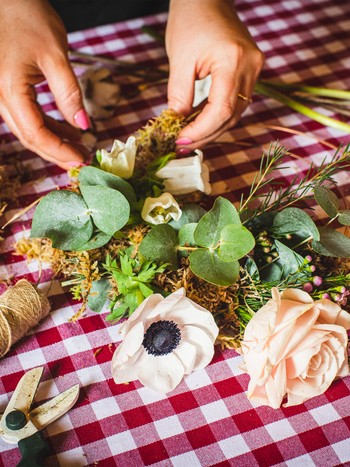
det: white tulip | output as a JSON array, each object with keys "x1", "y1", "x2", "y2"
[
  {"x1": 112, "y1": 288, "x2": 219, "y2": 393},
  {"x1": 99, "y1": 136, "x2": 137, "y2": 179},
  {"x1": 156, "y1": 150, "x2": 211, "y2": 195},
  {"x1": 141, "y1": 193, "x2": 182, "y2": 225}
]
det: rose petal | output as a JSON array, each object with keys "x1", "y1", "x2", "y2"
[{"x1": 315, "y1": 298, "x2": 350, "y2": 329}]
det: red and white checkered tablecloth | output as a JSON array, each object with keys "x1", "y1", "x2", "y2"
[{"x1": 1, "y1": 0, "x2": 350, "y2": 465}]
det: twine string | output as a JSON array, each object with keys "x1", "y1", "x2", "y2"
[{"x1": 0, "y1": 279, "x2": 50, "y2": 358}]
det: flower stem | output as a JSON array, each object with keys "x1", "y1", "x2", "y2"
[
  {"x1": 259, "y1": 80, "x2": 350, "y2": 100},
  {"x1": 254, "y1": 82, "x2": 350, "y2": 134}
]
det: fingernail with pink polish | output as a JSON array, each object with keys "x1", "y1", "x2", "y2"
[
  {"x1": 74, "y1": 109, "x2": 91, "y2": 131},
  {"x1": 175, "y1": 137, "x2": 193, "y2": 145},
  {"x1": 176, "y1": 148, "x2": 191, "y2": 156},
  {"x1": 67, "y1": 161, "x2": 86, "y2": 168}
]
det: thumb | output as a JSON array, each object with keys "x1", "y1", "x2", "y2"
[
  {"x1": 167, "y1": 63, "x2": 195, "y2": 117},
  {"x1": 44, "y1": 55, "x2": 90, "y2": 131}
]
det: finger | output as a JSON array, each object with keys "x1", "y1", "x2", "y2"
[
  {"x1": 177, "y1": 65, "x2": 241, "y2": 143},
  {"x1": 178, "y1": 98, "x2": 249, "y2": 151},
  {"x1": 167, "y1": 60, "x2": 196, "y2": 117},
  {"x1": 43, "y1": 114, "x2": 82, "y2": 141},
  {"x1": 42, "y1": 52, "x2": 91, "y2": 131},
  {"x1": 5, "y1": 84, "x2": 85, "y2": 169}
]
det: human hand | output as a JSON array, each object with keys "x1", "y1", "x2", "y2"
[
  {"x1": 165, "y1": 0, "x2": 264, "y2": 150},
  {"x1": 0, "y1": 0, "x2": 90, "y2": 169}
]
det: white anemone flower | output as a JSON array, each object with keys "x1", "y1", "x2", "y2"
[
  {"x1": 111, "y1": 288, "x2": 219, "y2": 393},
  {"x1": 141, "y1": 192, "x2": 182, "y2": 225},
  {"x1": 100, "y1": 136, "x2": 137, "y2": 179},
  {"x1": 155, "y1": 150, "x2": 211, "y2": 195},
  {"x1": 79, "y1": 66, "x2": 121, "y2": 120}
]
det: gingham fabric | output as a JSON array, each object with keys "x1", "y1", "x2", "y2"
[{"x1": 1, "y1": 0, "x2": 350, "y2": 465}]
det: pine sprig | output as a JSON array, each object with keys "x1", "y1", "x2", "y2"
[{"x1": 241, "y1": 143, "x2": 350, "y2": 222}]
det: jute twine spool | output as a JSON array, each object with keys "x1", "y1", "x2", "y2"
[{"x1": 0, "y1": 279, "x2": 50, "y2": 358}]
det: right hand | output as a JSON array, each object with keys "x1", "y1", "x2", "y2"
[{"x1": 0, "y1": 0, "x2": 90, "y2": 169}]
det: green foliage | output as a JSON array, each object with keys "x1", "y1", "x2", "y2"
[
  {"x1": 169, "y1": 204, "x2": 206, "y2": 231},
  {"x1": 273, "y1": 207, "x2": 320, "y2": 241},
  {"x1": 139, "y1": 196, "x2": 256, "y2": 286},
  {"x1": 87, "y1": 278, "x2": 112, "y2": 313},
  {"x1": 78, "y1": 165, "x2": 136, "y2": 203},
  {"x1": 312, "y1": 227, "x2": 350, "y2": 257},
  {"x1": 139, "y1": 224, "x2": 179, "y2": 269},
  {"x1": 30, "y1": 190, "x2": 93, "y2": 250},
  {"x1": 314, "y1": 186, "x2": 339, "y2": 218},
  {"x1": 189, "y1": 249, "x2": 240, "y2": 286},
  {"x1": 80, "y1": 185, "x2": 130, "y2": 235},
  {"x1": 104, "y1": 251, "x2": 167, "y2": 321}
]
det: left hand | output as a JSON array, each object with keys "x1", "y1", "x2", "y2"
[{"x1": 166, "y1": 0, "x2": 264, "y2": 149}]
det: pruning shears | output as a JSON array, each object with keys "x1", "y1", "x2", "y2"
[{"x1": 0, "y1": 367, "x2": 79, "y2": 466}]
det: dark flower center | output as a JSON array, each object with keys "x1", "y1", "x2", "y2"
[{"x1": 142, "y1": 320, "x2": 181, "y2": 356}]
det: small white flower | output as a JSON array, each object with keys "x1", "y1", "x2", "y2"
[
  {"x1": 156, "y1": 150, "x2": 211, "y2": 195},
  {"x1": 100, "y1": 136, "x2": 137, "y2": 179},
  {"x1": 111, "y1": 288, "x2": 219, "y2": 393},
  {"x1": 79, "y1": 66, "x2": 121, "y2": 120},
  {"x1": 141, "y1": 192, "x2": 182, "y2": 224},
  {"x1": 193, "y1": 75, "x2": 212, "y2": 107}
]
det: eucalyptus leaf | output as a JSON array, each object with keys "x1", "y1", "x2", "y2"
[
  {"x1": 218, "y1": 224, "x2": 255, "y2": 262},
  {"x1": 314, "y1": 186, "x2": 339, "y2": 218},
  {"x1": 338, "y1": 210, "x2": 350, "y2": 226},
  {"x1": 30, "y1": 190, "x2": 93, "y2": 250},
  {"x1": 189, "y1": 249, "x2": 240, "y2": 286},
  {"x1": 87, "y1": 278, "x2": 111, "y2": 313},
  {"x1": 80, "y1": 185, "x2": 130, "y2": 235},
  {"x1": 273, "y1": 207, "x2": 320, "y2": 241},
  {"x1": 194, "y1": 197, "x2": 241, "y2": 248},
  {"x1": 78, "y1": 166, "x2": 136, "y2": 203},
  {"x1": 312, "y1": 227, "x2": 350, "y2": 257},
  {"x1": 139, "y1": 224, "x2": 179, "y2": 269},
  {"x1": 274, "y1": 239, "x2": 305, "y2": 279},
  {"x1": 244, "y1": 257, "x2": 260, "y2": 281},
  {"x1": 76, "y1": 231, "x2": 112, "y2": 251},
  {"x1": 169, "y1": 204, "x2": 206, "y2": 231},
  {"x1": 178, "y1": 223, "x2": 197, "y2": 257}
]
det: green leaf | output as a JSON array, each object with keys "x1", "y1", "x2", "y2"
[
  {"x1": 169, "y1": 204, "x2": 206, "y2": 231},
  {"x1": 218, "y1": 224, "x2": 255, "y2": 262},
  {"x1": 194, "y1": 197, "x2": 241, "y2": 248},
  {"x1": 273, "y1": 207, "x2": 320, "y2": 240},
  {"x1": 78, "y1": 166, "x2": 136, "y2": 203},
  {"x1": 274, "y1": 239, "x2": 305, "y2": 279},
  {"x1": 189, "y1": 249, "x2": 240, "y2": 286},
  {"x1": 139, "y1": 224, "x2": 179, "y2": 269},
  {"x1": 76, "y1": 231, "x2": 112, "y2": 251},
  {"x1": 87, "y1": 278, "x2": 111, "y2": 313},
  {"x1": 80, "y1": 185, "x2": 130, "y2": 235},
  {"x1": 314, "y1": 186, "x2": 339, "y2": 218},
  {"x1": 338, "y1": 210, "x2": 350, "y2": 226},
  {"x1": 178, "y1": 223, "x2": 197, "y2": 257},
  {"x1": 312, "y1": 227, "x2": 350, "y2": 257},
  {"x1": 30, "y1": 190, "x2": 93, "y2": 250}
]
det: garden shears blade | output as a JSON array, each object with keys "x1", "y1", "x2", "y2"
[{"x1": 0, "y1": 366, "x2": 79, "y2": 466}]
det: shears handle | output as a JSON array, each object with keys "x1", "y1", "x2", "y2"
[{"x1": 17, "y1": 431, "x2": 50, "y2": 467}]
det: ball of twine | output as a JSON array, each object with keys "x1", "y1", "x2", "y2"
[{"x1": 0, "y1": 279, "x2": 50, "y2": 358}]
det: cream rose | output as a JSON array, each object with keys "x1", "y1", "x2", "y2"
[{"x1": 240, "y1": 288, "x2": 350, "y2": 408}]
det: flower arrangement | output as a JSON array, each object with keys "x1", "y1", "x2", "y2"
[{"x1": 18, "y1": 109, "x2": 350, "y2": 405}]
